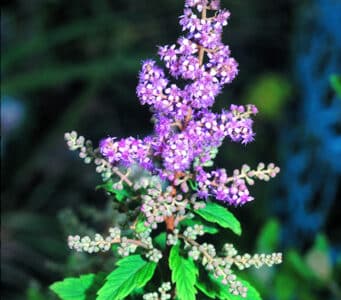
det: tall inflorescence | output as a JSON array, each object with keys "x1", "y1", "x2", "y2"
[
  {"x1": 63, "y1": 0, "x2": 282, "y2": 299},
  {"x1": 99, "y1": 0, "x2": 279, "y2": 206}
]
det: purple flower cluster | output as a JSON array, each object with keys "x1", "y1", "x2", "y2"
[
  {"x1": 195, "y1": 168, "x2": 253, "y2": 206},
  {"x1": 100, "y1": 137, "x2": 152, "y2": 170},
  {"x1": 100, "y1": 0, "x2": 262, "y2": 206}
]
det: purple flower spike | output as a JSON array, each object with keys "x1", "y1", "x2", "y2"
[{"x1": 98, "y1": 0, "x2": 279, "y2": 208}]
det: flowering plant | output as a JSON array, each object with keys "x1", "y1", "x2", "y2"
[{"x1": 51, "y1": 1, "x2": 282, "y2": 299}]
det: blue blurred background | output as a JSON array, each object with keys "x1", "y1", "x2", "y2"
[{"x1": 1, "y1": 0, "x2": 341, "y2": 299}]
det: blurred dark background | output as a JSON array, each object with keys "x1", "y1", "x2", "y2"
[{"x1": 1, "y1": 0, "x2": 341, "y2": 299}]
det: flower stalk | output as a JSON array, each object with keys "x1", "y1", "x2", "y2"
[{"x1": 56, "y1": 1, "x2": 283, "y2": 299}]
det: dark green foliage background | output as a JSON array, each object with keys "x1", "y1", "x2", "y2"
[{"x1": 1, "y1": 0, "x2": 340, "y2": 299}]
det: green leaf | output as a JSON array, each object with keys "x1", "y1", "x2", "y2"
[
  {"x1": 195, "y1": 270, "x2": 221, "y2": 299},
  {"x1": 154, "y1": 232, "x2": 167, "y2": 250},
  {"x1": 275, "y1": 272, "x2": 296, "y2": 300},
  {"x1": 84, "y1": 272, "x2": 107, "y2": 299},
  {"x1": 96, "y1": 180, "x2": 130, "y2": 202},
  {"x1": 196, "y1": 267, "x2": 224, "y2": 299},
  {"x1": 194, "y1": 202, "x2": 241, "y2": 235},
  {"x1": 50, "y1": 274, "x2": 95, "y2": 300},
  {"x1": 188, "y1": 179, "x2": 198, "y2": 191},
  {"x1": 26, "y1": 283, "x2": 46, "y2": 300},
  {"x1": 287, "y1": 250, "x2": 315, "y2": 280},
  {"x1": 169, "y1": 244, "x2": 198, "y2": 300},
  {"x1": 196, "y1": 280, "x2": 217, "y2": 299},
  {"x1": 256, "y1": 219, "x2": 280, "y2": 252},
  {"x1": 97, "y1": 255, "x2": 156, "y2": 300},
  {"x1": 313, "y1": 233, "x2": 329, "y2": 252},
  {"x1": 135, "y1": 214, "x2": 148, "y2": 233},
  {"x1": 305, "y1": 234, "x2": 331, "y2": 282},
  {"x1": 113, "y1": 189, "x2": 130, "y2": 202},
  {"x1": 179, "y1": 218, "x2": 219, "y2": 234},
  {"x1": 330, "y1": 74, "x2": 341, "y2": 97}
]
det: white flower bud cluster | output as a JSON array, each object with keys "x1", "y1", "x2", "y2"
[
  {"x1": 185, "y1": 238, "x2": 282, "y2": 297},
  {"x1": 137, "y1": 231, "x2": 154, "y2": 249},
  {"x1": 146, "y1": 248, "x2": 163, "y2": 263},
  {"x1": 183, "y1": 224, "x2": 204, "y2": 240},
  {"x1": 158, "y1": 282, "x2": 171, "y2": 300},
  {"x1": 141, "y1": 187, "x2": 188, "y2": 229},
  {"x1": 229, "y1": 280, "x2": 248, "y2": 298},
  {"x1": 132, "y1": 230, "x2": 163, "y2": 262},
  {"x1": 64, "y1": 131, "x2": 93, "y2": 164},
  {"x1": 65, "y1": 131, "x2": 134, "y2": 183},
  {"x1": 143, "y1": 282, "x2": 171, "y2": 300},
  {"x1": 233, "y1": 252, "x2": 282, "y2": 270},
  {"x1": 189, "y1": 193, "x2": 206, "y2": 210},
  {"x1": 68, "y1": 227, "x2": 121, "y2": 253},
  {"x1": 117, "y1": 237, "x2": 138, "y2": 257},
  {"x1": 136, "y1": 228, "x2": 153, "y2": 240},
  {"x1": 68, "y1": 226, "x2": 165, "y2": 262},
  {"x1": 133, "y1": 176, "x2": 162, "y2": 191},
  {"x1": 167, "y1": 229, "x2": 179, "y2": 245},
  {"x1": 184, "y1": 241, "x2": 248, "y2": 297},
  {"x1": 143, "y1": 292, "x2": 158, "y2": 300},
  {"x1": 203, "y1": 256, "x2": 247, "y2": 297},
  {"x1": 194, "y1": 202, "x2": 206, "y2": 210},
  {"x1": 192, "y1": 201, "x2": 206, "y2": 210},
  {"x1": 93, "y1": 157, "x2": 117, "y2": 181},
  {"x1": 188, "y1": 246, "x2": 201, "y2": 261},
  {"x1": 234, "y1": 163, "x2": 280, "y2": 186},
  {"x1": 203, "y1": 254, "x2": 246, "y2": 297},
  {"x1": 222, "y1": 243, "x2": 282, "y2": 269},
  {"x1": 223, "y1": 243, "x2": 238, "y2": 257},
  {"x1": 187, "y1": 242, "x2": 214, "y2": 262},
  {"x1": 64, "y1": 131, "x2": 118, "y2": 181}
]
